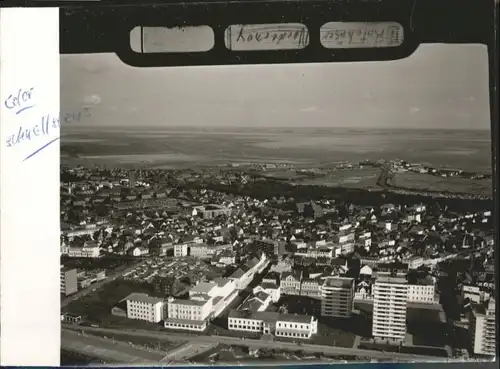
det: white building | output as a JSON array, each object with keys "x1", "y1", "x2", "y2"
[
  {"x1": 254, "y1": 283, "x2": 281, "y2": 303},
  {"x1": 174, "y1": 243, "x2": 189, "y2": 257},
  {"x1": 125, "y1": 293, "x2": 165, "y2": 323},
  {"x1": 166, "y1": 297, "x2": 212, "y2": 331},
  {"x1": 372, "y1": 273, "x2": 408, "y2": 342},
  {"x1": 68, "y1": 244, "x2": 101, "y2": 258},
  {"x1": 462, "y1": 285, "x2": 490, "y2": 304},
  {"x1": 407, "y1": 278, "x2": 437, "y2": 304},
  {"x1": 470, "y1": 298, "x2": 496, "y2": 357},
  {"x1": 165, "y1": 277, "x2": 238, "y2": 331},
  {"x1": 228, "y1": 310, "x2": 318, "y2": 339},
  {"x1": 321, "y1": 276, "x2": 355, "y2": 318}
]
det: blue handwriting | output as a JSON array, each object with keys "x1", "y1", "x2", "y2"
[
  {"x1": 5, "y1": 107, "x2": 92, "y2": 161},
  {"x1": 4, "y1": 87, "x2": 35, "y2": 115}
]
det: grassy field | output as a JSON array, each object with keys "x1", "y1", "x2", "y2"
[
  {"x1": 394, "y1": 172, "x2": 491, "y2": 196},
  {"x1": 84, "y1": 331, "x2": 185, "y2": 352},
  {"x1": 62, "y1": 278, "x2": 159, "y2": 329}
]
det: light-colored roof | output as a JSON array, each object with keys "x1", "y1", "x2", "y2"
[
  {"x1": 169, "y1": 298, "x2": 210, "y2": 307},
  {"x1": 125, "y1": 293, "x2": 164, "y2": 305},
  {"x1": 190, "y1": 282, "x2": 217, "y2": 294}
]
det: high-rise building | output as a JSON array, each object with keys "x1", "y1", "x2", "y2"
[
  {"x1": 321, "y1": 276, "x2": 355, "y2": 318},
  {"x1": 60, "y1": 266, "x2": 78, "y2": 296},
  {"x1": 372, "y1": 271, "x2": 408, "y2": 342},
  {"x1": 470, "y1": 297, "x2": 496, "y2": 357}
]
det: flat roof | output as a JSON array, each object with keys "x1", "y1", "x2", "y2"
[
  {"x1": 169, "y1": 298, "x2": 210, "y2": 307},
  {"x1": 228, "y1": 309, "x2": 313, "y2": 324},
  {"x1": 323, "y1": 276, "x2": 354, "y2": 289},
  {"x1": 125, "y1": 293, "x2": 164, "y2": 305},
  {"x1": 190, "y1": 282, "x2": 217, "y2": 294}
]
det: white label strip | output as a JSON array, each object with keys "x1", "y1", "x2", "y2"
[
  {"x1": 130, "y1": 26, "x2": 215, "y2": 53},
  {"x1": 225, "y1": 24, "x2": 309, "y2": 51},
  {"x1": 320, "y1": 22, "x2": 404, "y2": 49}
]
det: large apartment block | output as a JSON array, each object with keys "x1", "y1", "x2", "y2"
[
  {"x1": 60, "y1": 266, "x2": 78, "y2": 296},
  {"x1": 470, "y1": 297, "x2": 496, "y2": 357},
  {"x1": 321, "y1": 276, "x2": 355, "y2": 318},
  {"x1": 372, "y1": 272, "x2": 408, "y2": 342}
]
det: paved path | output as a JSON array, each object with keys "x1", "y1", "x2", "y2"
[
  {"x1": 63, "y1": 326, "x2": 446, "y2": 361},
  {"x1": 61, "y1": 260, "x2": 146, "y2": 308},
  {"x1": 62, "y1": 329, "x2": 164, "y2": 363},
  {"x1": 160, "y1": 342, "x2": 218, "y2": 363}
]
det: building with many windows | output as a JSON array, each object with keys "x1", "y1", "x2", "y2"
[
  {"x1": 321, "y1": 276, "x2": 355, "y2": 318},
  {"x1": 372, "y1": 272, "x2": 408, "y2": 342},
  {"x1": 125, "y1": 293, "x2": 165, "y2": 323},
  {"x1": 165, "y1": 297, "x2": 213, "y2": 331},
  {"x1": 60, "y1": 266, "x2": 78, "y2": 296},
  {"x1": 469, "y1": 297, "x2": 496, "y2": 357},
  {"x1": 228, "y1": 310, "x2": 318, "y2": 339},
  {"x1": 407, "y1": 277, "x2": 437, "y2": 304}
]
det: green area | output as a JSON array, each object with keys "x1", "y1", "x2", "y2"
[{"x1": 63, "y1": 278, "x2": 159, "y2": 329}]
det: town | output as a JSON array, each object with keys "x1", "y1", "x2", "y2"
[{"x1": 60, "y1": 163, "x2": 495, "y2": 364}]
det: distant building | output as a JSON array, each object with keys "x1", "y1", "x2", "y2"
[
  {"x1": 321, "y1": 277, "x2": 355, "y2": 318},
  {"x1": 228, "y1": 310, "x2": 318, "y2": 339},
  {"x1": 125, "y1": 293, "x2": 165, "y2": 323},
  {"x1": 60, "y1": 266, "x2": 78, "y2": 296},
  {"x1": 193, "y1": 204, "x2": 231, "y2": 219},
  {"x1": 68, "y1": 243, "x2": 100, "y2": 258},
  {"x1": 174, "y1": 243, "x2": 189, "y2": 257},
  {"x1": 470, "y1": 298, "x2": 496, "y2": 357},
  {"x1": 372, "y1": 271, "x2": 408, "y2": 343}
]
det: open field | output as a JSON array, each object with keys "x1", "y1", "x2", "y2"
[
  {"x1": 62, "y1": 278, "x2": 159, "y2": 328},
  {"x1": 62, "y1": 127, "x2": 492, "y2": 174},
  {"x1": 84, "y1": 331, "x2": 184, "y2": 352}
]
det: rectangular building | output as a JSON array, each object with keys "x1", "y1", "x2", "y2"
[
  {"x1": 125, "y1": 293, "x2": 165, "y2": 323},
  {"x1": 165, "y1": 297, "x2": 213, "y2": 332},
  {"x1": 228, "y1": 310, "x2": 318, "y2": 339},
  {"x1": 321, "y1": 276, "x2": 355, "y2": 318},
  {"x1": 470, "y1": 298, "x2": 496, "y2": 357},
  {"x1": 60, "y1": 266, "x2": 78, "y2": 296},
  {"x1": 372, "y1": 273, "x2": 408, "y2": 342}
]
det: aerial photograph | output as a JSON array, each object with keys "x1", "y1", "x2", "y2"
[{"x1": 59, "y1": 43, "x2": 495, "y2": 365}]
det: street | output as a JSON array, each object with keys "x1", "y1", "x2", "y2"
[
  {"x1": 63, "y1": 325, "x2": 448, "y2": 361},
  {"x1": 62, "y1": 329, "x2": 164, "y2": 363}
]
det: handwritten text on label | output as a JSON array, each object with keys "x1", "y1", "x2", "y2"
[
  {"x1": 225, "y1": 24, "x2": 309, "y2": 51},
  {"x1": 4, "y1": 87, "x2": 35, "y2": 115},
  {"x1": 320, "y1": 22, "x2": 404, "y2": 48},
  {"x1": 5, "y1": 107, "x2": 92, "y2": 161}
]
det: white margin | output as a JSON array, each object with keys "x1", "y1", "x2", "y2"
[{"x1": 1, "y1": 7, "x2": 61, "y2": 366}]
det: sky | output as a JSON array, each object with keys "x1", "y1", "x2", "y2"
[{"x1": 60, "y1": 44, "x2": 490, "y2": 130}]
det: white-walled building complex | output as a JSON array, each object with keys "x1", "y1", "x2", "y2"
[
  {"x1": 165, "y1": 278, "x2": 238, "y2": 331},
  {"x1": 228, "y1": 310, "x2": 318, "y2": 339},
  {"x1": 125, "y1": 293, "x2": 165, "y2": 323}
]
